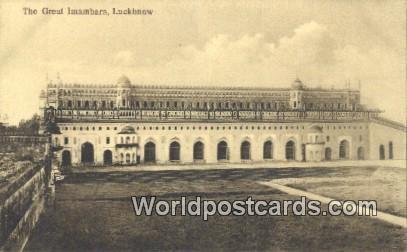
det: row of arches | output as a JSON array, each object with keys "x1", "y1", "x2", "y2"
[
  {"x1": 158, "y1": 140, "x2": 358, "y2": 162},
  {"x1": 143, "y1": 140, "x2": 292, "y2": 163},
  {"x1": 323, "y1": 140, "x2": 364, "y2": 160},
  {"x1": 62, "y1": 148, "x2": 116, "y2": 166},
  {"x1": 379, "y1": 141, "x2": 393, "y2": 160},
  {"x1": 62, "y1": 143, "x2": 111, "y2": 166},
  {"x1": 60, "y1": 139, "x2": 376, "y2": 166}
]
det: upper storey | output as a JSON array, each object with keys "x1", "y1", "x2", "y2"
[{"x1": 41, "y1": 75, "x2": 364, "y2": 112}]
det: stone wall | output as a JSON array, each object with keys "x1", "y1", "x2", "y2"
[{"x1": 0, "y1": 136, "x2": 51, "y2": 251}]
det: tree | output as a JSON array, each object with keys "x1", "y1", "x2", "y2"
[{"x1": 18, "y1": 114, "x2": 41, "y2": 135}]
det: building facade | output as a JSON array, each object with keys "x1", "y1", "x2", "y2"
[{"x1": 40, "y1": 76, "x2": 406, "y2": 167}]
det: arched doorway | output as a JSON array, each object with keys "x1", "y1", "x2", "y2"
[
  {"x1": 169, "y1": 141, "x2": 180, "y2": 161},
  {"x1": 81, "y1": 142, "x2": 94, "y2": 164},
  {"x1": 263, "y1": 141, "x2": 273, "y2": 159},
  {"x1": 379, "y1": 145, "x2": 385, "y2": 160},
  {"x1": 339, "y1": 140, "x2": 349, "y2": 160},
  {"x1": 61, "y1": 150, "x2": 71, "y2": 167},
  {"x1": 241, "y1": 141, "x2": 251, "y2": 160},
  {"x1": 103, "y1": 150, "x2": 112, "y2": 165},
  {"x1": 357, "y1": 147, "x2": 364, "y2": 160},
  {"x1": 144, "y1": 142, "x2": 156, "y2": 163},
  {"x1": 285, "y1": 140, "x2": 295, "y2": 160},
  {"x1": 193, "y1": 141, "x2": 204, "y2": 160},
  {"x1": 388, "y1": 141, "x2": 393, "y2": 159},
  {"x1": 324, "y1": 147, "x2": 332, "y2": 161},
  {"x1": 217, "y1": 141, "x2": 228, "y2": 160},
  {"x1": 126, "y1": 153, "x2": 131, "y2": 164}
]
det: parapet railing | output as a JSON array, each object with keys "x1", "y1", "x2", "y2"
[
  {"x1": 0, "y1": 135, "x2": 48, "y2": 143},
  {"x1": 52, "y1": 109, "x2": 381, "y2": 123}
]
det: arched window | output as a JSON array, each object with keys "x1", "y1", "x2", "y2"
[
  {"x1": 388, "y1": 141, "x2": 393, "y2": 159},
  {"x1": 324, "y1": 147, "x2": 332, "y2": 161},
  {"x1": 169, "y1": 141, "x2": 180, "y2": 161},
  {"x1": 217, "y1": 141, "x2": 228, "y2": 160},
  {"x1": 357, "y1": 147, "x2": 364, "y2": 160},
  {"x1": 126, "y1": 136, "x2": 130, "y2": 144},
  {"x1": 263, "y1": 141, "x2": 273, "y2": 159},
  {"x1": 339, "y1": 140, "x2": 349, "y2": 159},
  {"x1": 241, "y1": 141, "x2": 251, "y2": 160},
  {"x1": 379, "y1": 145, "x2": 385, "y2": 160},
  {"x1": 193, "y1": 141, "x2": 204, "y2": 160},
  {"x1": 285, "y1": 140, "x2": 295, "y2": 160},
  {"x1": 103, "y1": 150, "x2": 113, "y2": 165},
  {"x1": 144, "y1": 142, "x2": 156, "y2": 163},
  {"x1": 126, "y1": 153, "x2": 131, "y2": 164}
]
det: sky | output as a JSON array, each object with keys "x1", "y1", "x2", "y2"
[{"x1": 0, "y1": 0, "x2": 405, "y2": 124}]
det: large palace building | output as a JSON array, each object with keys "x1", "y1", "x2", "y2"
[{"x1": 40, "y1": 76, "x2": 406, "y2": 167}]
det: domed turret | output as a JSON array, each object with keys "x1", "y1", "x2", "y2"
[
  {"x1": 117, "y1": 75, "x2": 132, "y2": 88},
  {"x1": 292, "y1": 78, "x2": 304, "y2": 90},
  {"x1": 119, "y1": 126, "x2": 136, "y2": 134},
  {"x1": 306, "y1": 125, "x2": 324, "y2": 162}
]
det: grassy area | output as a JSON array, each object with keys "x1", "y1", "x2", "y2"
[
  {"x1": 273, "y1": 167, "x2": 406, "y2": 217},
  {"x1": 25, "y1": 167, "x2": 406, "y2": 251}
]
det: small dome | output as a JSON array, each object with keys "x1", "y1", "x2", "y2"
[
  {"x1": 309, "y1": 125, "x2": 323, "y2": 133},
  {"x1": 117, "y1": 75, "x2": 132, "y2": 88},
  {"x1": 292, "y1": 78, "x2": 304, "y2": 90},
  {"x1": 119, "y1": 126, "x2": 136, "y2": 134}
]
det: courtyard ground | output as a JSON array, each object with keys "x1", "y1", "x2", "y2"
[
  {"x1": 25, "y1": 165, "x2": 406, "y2": 251},
  {"x1": 271, "y1": 166, "x2": 406, "y2": 217}
]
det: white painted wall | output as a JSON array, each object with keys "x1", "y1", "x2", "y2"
[
  {"x1": 369, "y1": 122, "x2": 406, "y2": 160},
  {"x1": 53, "y1": 121, "x2": 400, "y2": 166}
]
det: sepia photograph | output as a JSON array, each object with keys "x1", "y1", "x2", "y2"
[{"x1": 0, "y1": 0, "x2": 406, "y2": 251}]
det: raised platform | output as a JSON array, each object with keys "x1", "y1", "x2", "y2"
[{"x1": 68, "y1": 159, "x2": 406, "y2": 173}]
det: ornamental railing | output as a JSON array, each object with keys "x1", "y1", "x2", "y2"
[{"x1": 50, "y1": 108, "x2": 382, "y2": 123}]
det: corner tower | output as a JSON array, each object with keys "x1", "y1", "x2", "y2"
[
  {"x1": 116, "y1": 75, "x2": 132, "y2": 108},
  {"x1": 290, "y1": 78, "x2": 304, "y2": 110}
]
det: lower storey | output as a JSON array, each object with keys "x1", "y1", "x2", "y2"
[{"x1": 50, "y1": 120, "x2": 404, "y2": 167}]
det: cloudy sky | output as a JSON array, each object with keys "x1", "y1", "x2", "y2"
[{"x1": 0, "y1": 0, "x2": 405, "y2": 124}]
